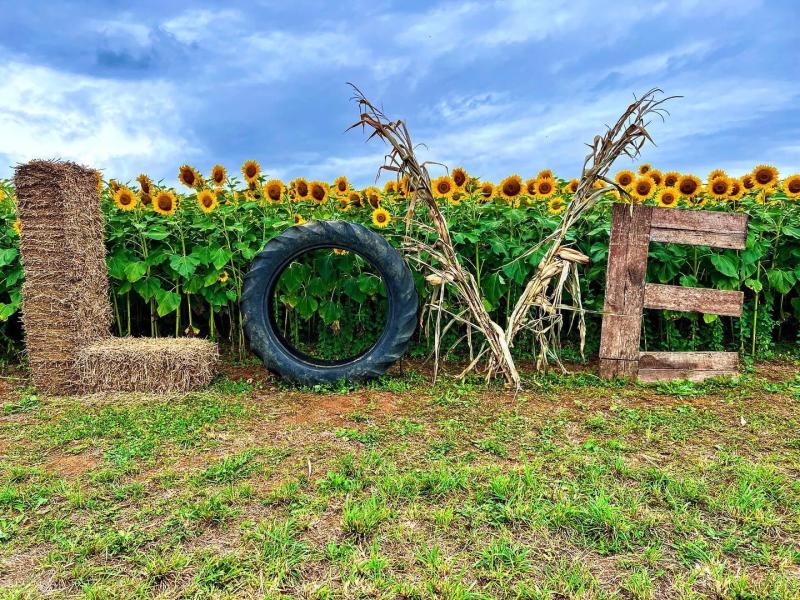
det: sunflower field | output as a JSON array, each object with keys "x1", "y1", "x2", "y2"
[{"x1": 0, "y1": 162, "x2": 799, "y2": 363}]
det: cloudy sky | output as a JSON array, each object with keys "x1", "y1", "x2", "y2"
[{"x1": 0, "y1": 0, "x2": 798, "y2": 187}]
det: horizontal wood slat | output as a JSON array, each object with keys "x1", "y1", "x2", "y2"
[
  {"x1": 638, "y1": 351, "x2": 739, "y2": 382},
  {"x1": 643, "y1": 283, "x2": 743, "y2": 317},
  {"x1": 649, "y1": 207, "x2": 748, "y2": 249}
]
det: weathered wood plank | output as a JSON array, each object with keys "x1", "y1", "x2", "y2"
[
  {"x1": 650, "y1": 227, "x2": 746, "y2": 250},
  {"x1": 638, "y1": 368, "x2": 739, "y2": 382},
  {"x1": 650, "y1": 207, "x2": 748, "y2": 234},
  {"x1": 643, "y1": 283, "x2": 744, "y2": 317},
  {"x1": 639, "y1": 351, "x2": 739, "y2": 371},
  {"x1": 599, "y1": 357, "x2": 639, "y2": 379},
  {"x1": 599, "y1": 204, "x2": 653, "y2": 377}
]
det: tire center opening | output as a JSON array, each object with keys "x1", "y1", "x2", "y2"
[{"x1": 267, "y1": 246, "x2": 390, "y2": 366}]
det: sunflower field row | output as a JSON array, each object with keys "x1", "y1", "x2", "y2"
[{"x1": 0, "y1": 161, "x2": 799, "y2": 362}]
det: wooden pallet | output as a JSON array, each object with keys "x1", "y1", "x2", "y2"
[{"x1": 599, "y1": 204, "x2": 748, "y2": 382}]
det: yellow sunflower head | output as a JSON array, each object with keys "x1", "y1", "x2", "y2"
[
  {"x1": 727, "y1": 178, "x2": 744, "y2": 201},
  {"x1": 449, "y1": 190, "x2": 464, "y2": 206},
  {"x1": 364, "y1": 186, "x2": 381, "y2": 209},
  {"x1": 210, "y1": 164, "x2": 227, "y2": 187},
  {"x1": 686, "y1": 193, "x2": 707, "y2": 208},
  {"x1": 178, "y1": 165, "x2": 201, "y2": 189},
  {"x1": 153, "y1": 190, "x2": 178, "y2": 216},
  {"x1": 196, "y1": 189, "x2": 218, "y2": 213},
  {"x1": 547, "y1": 197, "x2": 566, "y2": 215},
  {"x1": 94, "y1": 171, "x2": 103, "y2": 195},
  {"x1": 565, "y1": 178, "x2": 580, "y2": 194},
  {"x1": 614, "y1": 170, "x2": 635, "y2": 189},
  {"x1": 113, "y1": 186, "x2": 139, "y2": 211},
  {"x1": 752, "y1": 164, "x2": 778, "y2": 189},
  {"x1": 782, "y1": 174, "x2": 800, "y2": 199},
  {"x1": 535, "y1": 178, "x2": 556, "y2": 198},
  {"x1": 740, "y1": 174, "x2": 756, "y2": 191},
  {"x1": 338, "y1": 196, "x2": 351, "y2": 211},
  {"x1": 537, "y1": 169, "x2": 553, "y2": 180},
  {"x1": 309, "y1": 181, "x2": 329, "y2": 204},
  {"x1": 647, "y1": 169, "x2": 663, "y2": 187},
  {"x1": 637, "y1": 164, "x2": 652, "y2": 175},
  {"x1": 218, "y1": 271, "x2": 229, "y2": 283},
  {"x1": 656, "y1": 188, "x2": 679, "y2": 208},
  {"x1": 372, "y1": 207, "x2": 391, "y2": 228},
  {"x1": 333, "y1": 176, "x2": 349, "y2": 194},
  {"x1": 241, "y1": 160, "x2": 261, "y2": 184},
  {"x1": 140, "y1": 192, "x2": 152, "y2": 207},
  {"x1": 707, "y1": 169, "x2": 727, "y2": 183},
  {"x1": 383, "y1": 180, "x2": 397, "y2": 194},
  {"x1": 708, "y1": 176, "x2": 730, "y2": 200},
  {"x1": 498, "y1": 174, "x2": 523, "y2": 202},
  {"x1": 292, "y1": 177, "x2": 310, "y2": 201},
  {"x1": 631, "y1": 177, "x2": 655, "y2": 202},
  {"x1": 478, "y1": 181, "x2": 495, "y2": 203},
  {"x1": 293, "y1": 214, "x2": 307, "y2": 225},
  {"x1": 264, "y1": 179, "x2": 285, "y2": 203},
  {"x1": 347, "y1": 190, "x2": 363, "y2": 207},
  {"x1": 136, "y1": 174, "x2": 152, "y2": 195},
  {"x1": 12, "y1": 219, "x2": 21, "y2": 236},
  {"x1": 677, "y1": 174, "x2": 702, "y2": 198},
  {"x1": 451, "y1": 167, "x2": 468, "y2": 189},
  {"x1": 525, "y1": 178, "x2": 538, "y2": 196},
  {"x1": 108, "y1": 179, "x2": 121, "y2": 194},
  {"x1": 431, "y1": 175, "x2": 455, "y2": 200},
  {"x1": 662, "y1": 171, "x2": 680, "y2": 188},
  {"x1": 398, "y1": 176, "x2": 410, "y2": 197}
]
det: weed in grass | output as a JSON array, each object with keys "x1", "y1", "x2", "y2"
[
  {"x1": 3, "y1": 392, "x2": 39, "y2": 415},
  {"x1": 248, "y1": 519, "x2": 309, "y2": 585},
  {"x1": 199, "y1": 449, "x2": 259, "y2": 484},
  {"x1": 474, "y1": 438, "x2": 508, "y2": 457},
  {"x1": 625, "y1": 567, "x2": 655, "y2": 599},
  {"x1": 390, "y1": 418, "x2": 423, "y2": 437},
  {"x1": 343, "y1": 495, "x2": 390, "y2": 539},
  {"x1": 476, "y1": 535, "x2": 531, "y2": 576},
  {"x1": 194, "y1": 551, "x2": 250, "y2": 592},
  {"x1": 335, "y1": 427, "x2": 380, "y2": 445}
]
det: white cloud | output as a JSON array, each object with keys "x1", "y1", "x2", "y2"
[{"x1": 0, "y1": 61, "x2": 194, "y2": 179}]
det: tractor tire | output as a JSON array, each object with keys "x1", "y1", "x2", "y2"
[{"x1": 241, "y1": 220, "x2": 418, "y2": 385}]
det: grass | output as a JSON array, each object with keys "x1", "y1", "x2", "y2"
[{"x1": 0, "y1": 359, "x2": 799, "y2": 598}]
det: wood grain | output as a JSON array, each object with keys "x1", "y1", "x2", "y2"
[
  {"x1": 643, "y1": 283, "x2": 744, "y2": 317},
  {"x1": 649, "y1": 207, "x2": 748, "y2": 250},
  {"x1": 650, "y1": 227, "x2": 746, "y2": 250},
  {"x1": 639, "y1": 351, "x2": 739, "y2": 370}
]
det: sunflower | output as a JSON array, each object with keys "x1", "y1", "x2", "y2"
[
  {"x1": 498, "y1": 174, "x2": 523, "y2": 203},
  {"x1": 537, "y1": 169, "x2": 553, "y2": 180},
  {"x1": 752, "y1": 164, "x2": 778, "y2": 189},
  {"x1": 677, "y1": 174, "x2": 702, "y2": 198},
  {"x1": 333, "y1": 176, "x2": 349, "y2": 195},
  {"x1": 293, "y1": 214, "x2": 306, "y2": 225},
  {"x1": 178, "y1": 165, "x2": 202, "y2": 189},
  {"x1": 782, "y1": 174, "x2": 800, "y2": 199},
  {"x1": 524, "y1": 178, "x2": 538, "y2": 196},
  {"x1": 728, "y1": 178, "x2": 745, "y2": 201},
  {"x1": 637, "y1": 164, "x2": 652, "y2": 175},
  {"x1": 740, "y1": 174, "x2": 756, "y2": 191},
  {"x1": 707, "y1": 176, "x2": 730, "y2": 200},
  {"x1": 140, "y1": 193, "x2": 152, "y2": 207},
  {"x1": 218, "y1": 271, "x2": 229, "y2": 283},
  {"x1": 196, "y1": 189, "x2": 218, "y2": 213},
  {"x1": 347, "y1": 190, "x2": 363, "y2": 207},
  {"x1": 686, "y1": 193, "x2": 707, "y2": 208},
  {"x1": 153, "y1": 190, "x2": 178, "y2": 216},
  {"x1": 108, "y1": 179, "x2": 121, "y2": 194},
  {"x1": 478, "y1": 181, "x2": 495, "y2": 203},
  {"x1": 372, "y1": 207, "x2": 391, "y2": 228},
  {"x1": 564, "y1": 178, "x2": 580, "y2": 194},
  {"x1": 707, "y1": 169, "x2": 727, "y2": 183},
  {"x1": 136, "y1": 174, "x2": 153, "y2": 195},
  {"x1": 241, "y1": 160, "x2": 261, "y2": 184},
  {"x1": 662, "y1": 171, "x2": 680, "y2": 188},
  {"x1": 309, "y1": 181, "x2": 329, "y2": 204},
  {"x1": 264, "y1": 179, "x2": 285, "y2": 203},
  {"x1": 292, "y1": 178, "x2": 310, "y2": 201},
  {"x1": 113, "y1": 186, "x2": 138, "y2": 211},
  {"x1": 535, "y1": 178, "x2": 556, "y2": 198},
  {"x1": 94, "y1": 171, "x2": 103, "y2": 195},
  {"x1": 338, "y1": 196, "x2": 351, "y2": 211},
  {"x1": 12, "y1": 219, "x2": 20, "y2": 236},
  {"x1": 451, "y1": 167, "x2": 468, "y2": 189},
  {"x1": 398, "y1": 176, "x2": 410, "y2": 196},
  {"x1": 431, "y1": 175, "x2": 455, "y2": 200},
  {"x1": 210, "y1": 164, "x2": 227, "y2": 187},
  {"x1": 547, "y1": 197, "x2": 566, "y2": 215},
  {"x1": 383, "y1": 180, "x2": 397, "y2": 194},
  {"x1": 647, "y1": 169, "x2": 663, "y2": 186},
  {"x1": 614, "y1": 170, "x2": 635, "y2": 189},
  {"x1": 364, "y1": 186, "x2": 381, "y2": 209},
  {"x1": 630, "y1": 177, "x2": 655, "y2": 202},
  {"x1": 656, "y1": 188, "x2": 679, "y2": 208}
]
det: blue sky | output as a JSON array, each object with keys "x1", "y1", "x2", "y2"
[{"x1": 0, "y1": 0, "x2": 798, "y2": 187}]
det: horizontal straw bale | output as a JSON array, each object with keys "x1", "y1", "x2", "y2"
[
  {"x1": 77, "y1": 337, "x2": 219, "y2": 394},
  {"x1": 14, "y1": 160, "x2": 110, "y2": 394}
]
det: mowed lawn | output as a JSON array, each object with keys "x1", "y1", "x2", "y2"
[{"x1": 1, "y1": 360, "x2": 799, "y2": 599}]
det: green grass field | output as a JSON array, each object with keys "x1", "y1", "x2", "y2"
[{"x1": 1, "y1": 360, "x2": 799, "y2": 599}]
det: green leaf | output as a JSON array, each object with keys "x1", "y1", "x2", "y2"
[
  {"x1": 124, "y1": 261, "x2": 148, "y2": 283},
  {"x1": 709, "y1": 253, "x2": 739, "y2": 278},
  {"x1": 0, "y1": 248, "x2": 18, "y2": 267},
  {"x1": 169, "y1": 254, "x2": 199, "y2": 278},
  {"x1": 744, "y1": 278, "x2": 763, "y2": 292},
  {"x1": 319, "y1": 300, "x2": 343, "y2": 324},
  {"x1": 133, "y1": 278, "x2": 162, "y2": 302},
  {"x1": 766, "y1": 269, "x2": 795, "y2": 294},
  {"x1": 210, "y1": 247, "x2": 232, "y2": 270},
  {"x1": 296, "y1": 296, "x2": 318, "y2": 320},
  {"x1": 155, "y1": 290, "x2": 181, "y2": 317},
  {"x1": 702, "y1": 313, "x2": 718, "y2": 324}
]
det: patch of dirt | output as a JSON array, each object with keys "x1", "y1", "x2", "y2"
[
  {"x1": 279, "y1": 390, "x2": 400, "y2": 427},
  {"x1": 45, "y1": 449, "x2": 101, "y2": 478},
  {"x1": 219, "y1": 362, "x2": 273, "y2": 386}
]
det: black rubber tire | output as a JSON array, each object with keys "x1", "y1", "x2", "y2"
[{"x1": 241, "y1": 220, "x2": 418, "y2": 385}]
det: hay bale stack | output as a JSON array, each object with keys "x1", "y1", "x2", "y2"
[
  {"x1": 14, "y1": 160, "x2": 111, "y2": 394},
  {"x1": 77, "y1": 338, "x2": 219, "y2": 393}
]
